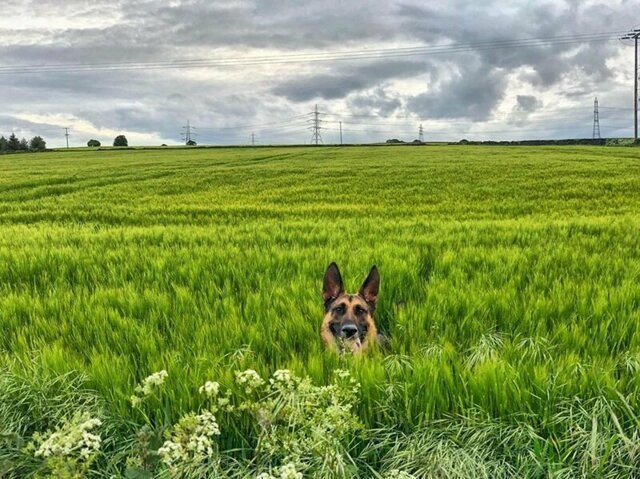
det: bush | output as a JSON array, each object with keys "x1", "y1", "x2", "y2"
[
  {"x1": 113, "y1": 135, "x2": 128, "y2": 147},
  {"x1": 87, "y1": 139, "x2": 101, "y2": 147}
]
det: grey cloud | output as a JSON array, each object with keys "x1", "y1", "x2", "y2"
[
  {"x1": 407, "y1": 61, "x2": 507, "y2": 121},
  {"x1": 0, "y1": 115, "x2": 66, "y2": 139},
  {"x1": 347, "y1": 88, "x2": 403, "y2": 116},
  {"x1": 398, "y1": 1, "x2": 625, "y2": 119},
  {"x1": 515, "y1": 95, "x2": 541, "y2": 113},
  {"x1": 271, "y1": 60, "x2": 429, "y2": 101}
]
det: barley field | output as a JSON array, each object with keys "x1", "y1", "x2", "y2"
[{"x1": 2, "y1": 145, "x2": 640, "y2": 477}]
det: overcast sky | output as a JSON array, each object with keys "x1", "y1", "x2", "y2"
[{"x1": 1, "y1": 0, "x2": 638, "y2": 147}]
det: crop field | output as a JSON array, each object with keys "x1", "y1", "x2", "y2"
[{"x1": 2, "y1": 145, "x2": 640, "y2": 477}]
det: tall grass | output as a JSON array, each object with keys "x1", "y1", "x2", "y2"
[{"x1": 1, "y1": 145, "x2": 640, "y2": 475}]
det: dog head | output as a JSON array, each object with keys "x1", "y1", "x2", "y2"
[{"x1": 321, "y1": 262, "x2": 379, "y2": 353}]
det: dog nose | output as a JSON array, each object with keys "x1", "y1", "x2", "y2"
[{"x1": 341, "y1": 323, "x2": 358, "y2": 338}]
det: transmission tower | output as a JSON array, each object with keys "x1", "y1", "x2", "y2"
[
  {"x1": 592, "y1": 97, "x2": 601, "y2": 139},
  {"x1": 251, "y1": 132, "x2": 255, "y2": 145},
  {"x1": 63, "y1": 127, "x2": 70, "y2": 148},
  {"x1": 418, "y1": 124, "x2": 424, "y2": 142},
  {"x1": 309, "y1": 104, "x2": 323, "y2": 145},
  {"x1": 181, "y1": 120, "x2": 197, "y2": 145}
]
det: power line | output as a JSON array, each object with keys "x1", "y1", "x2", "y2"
[
  {"x1": 333, "y1": 122, "x2": 630, "y2": 135},
  {"x1": 0, "y1": 31, "x2": 626, "y2": 75},
  {"x1": 197, "y1": 115, "x2": 309, "y2": 131}
]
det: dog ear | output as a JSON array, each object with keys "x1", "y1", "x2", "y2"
[
  {"x1": 323, "y1": 262, "x2": 344, "y2": 304},
  {"x1": 358, "y1": 265, "x2": 380, "y2": 309}
]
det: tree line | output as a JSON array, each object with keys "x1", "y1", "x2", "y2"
[
  {"x1": 0, "y1": 133, "x2": 132, "y2": 154},
  {"x1": 0, "y1": 133, "x2": 46, "y2": 153}
]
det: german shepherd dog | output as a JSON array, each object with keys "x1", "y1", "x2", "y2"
[{"x1": 322, "y1": 262, "x2": 382, "y2": 353}]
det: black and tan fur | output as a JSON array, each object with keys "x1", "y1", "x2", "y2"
[{"x1": 322, "y1": 263, "x2": 381, "y2": 353}]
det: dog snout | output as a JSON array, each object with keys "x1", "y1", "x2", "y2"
[{"x1": 341, "y1": 323, "x2": 358, "y2": 339}]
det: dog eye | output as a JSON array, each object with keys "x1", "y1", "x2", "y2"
[
  {"x1": 333, "y1": 305, "x2": 345, "y2": 314},
  {"x1": 355, "y1": 306, "x2": 366, "y2": 315}
]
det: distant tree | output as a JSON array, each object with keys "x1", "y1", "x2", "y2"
[
  {"x1": 113, "y1": 135, "x2": 128, "y2": 147},
  {"x1": 29, "y1": 136, "x2": 46, "y2": 151},
  {"x1": 7, "y1": 133, "x2": 20, "y2": 151},
  {"x1": 19, "y1": 138, "x2": 29, "y2": 151},
  {"x1": 87, "y1": 139, "x2": 101, "y2": 147},
  {"x1": 186, "y1": 139, "x2": 197, "y2": 146},
  {"x1": 0, "y1": 136, "x2": 7, "y2": 152},
  {"x1": 385, "y1": 138, "x2": 403, "y2": 144}
]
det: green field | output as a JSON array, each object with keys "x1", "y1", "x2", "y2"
[{"x1": 2, "y1": 145, "x2": 640, "y2": 477}]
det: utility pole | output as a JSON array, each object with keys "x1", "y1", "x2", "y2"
[
  {"x1": 339, "y1": 121, "x2": 343, "y2": 145},
  {"x1": 592, "y1": 97, "x2": 601, "y2": 139},
  {"x1": 418, "y1": 124, "x2": 424, "y2": 143},
  {"x1": 309, "y1": 104, "x2": 323, "y2": 145},
  {"x1": 181, "y1": 120, "x2": 196, "y2": 145},
  {"x1": 621, "y1": 28, "x2": 640, "y2": 141},
  {"x1": 63, "y1": 127, "x2": 70, "y2": 148},
  {"x1": 251, "y1": 132, "x2": 255, "y2": 145}
]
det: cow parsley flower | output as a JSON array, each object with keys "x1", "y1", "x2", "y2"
[
  {"x1": 235, "y1": 369, "x2": 264, "y2": 393},
  {"x1": 277, "y1": 462, "x2": 303, "y2": 479},
  {"x1": 199, "y1": 381, "x2": 220, "y2": 397},
  {"x1": 137, "y1": 370, "x2": 168, "y2": 396},
  {"x1": 270, "y1": 369, "x2": 294, "y2": 389},
  {"x1": 131, "y1": 370, "x2": 168, "y2": 405},
  {"x1": 255, "y1": 463, "x2": 303, "y2": 479},
  {"x1": 33, "y1": 412, "x2": 102, "y2": 460},
  {"x1": 158, "y1": 410, "x2": 221, "y2": 472}
]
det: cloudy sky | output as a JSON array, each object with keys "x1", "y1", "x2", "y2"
[{"x1": 1, "y1": 0, "x2": 638, "y2": 147}]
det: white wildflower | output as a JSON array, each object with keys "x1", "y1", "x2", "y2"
[
  {"x1": 34, "y1": 413, "x2": 102, "y2": 461},
  {"x1": 199, "y1": 381, "x2": 220, "y2": 397},
  {"x1": 131, "y1": 370, "x2": 168, "y2": 405},
  {"x1": 136, "y1": 370, "x2": 168, "y2": 396},
  {"x1": 272, "y1": 369, "x2": 291, "y2": 382},
  {"x1": 270, "y1": 369, "x2": 294, "y2": 389},
  {"x1": 158, "y1": 410, "x2": 221, "y2": 471},
  {"x1": 278, "y1": 462, "x2": 303, "y2": 479},
  {"x1": 235, "y1": 369, "x2": 264, "y2": 392}
]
